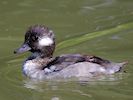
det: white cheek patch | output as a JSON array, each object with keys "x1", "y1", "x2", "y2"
[{"x1": 39, "y1": 37, "x2": 53, "y2": 46}]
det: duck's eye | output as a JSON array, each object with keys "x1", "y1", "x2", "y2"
[{"x1": 31, "y1": 36, "x2": 38, "y2": 41}]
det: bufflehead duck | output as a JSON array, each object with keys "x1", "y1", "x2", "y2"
[{"x1": 14, "y1": 25, "x2": 127, "y2": 79}]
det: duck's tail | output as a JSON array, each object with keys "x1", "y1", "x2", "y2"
[
  {"x1": 119, "y1": 61, "x2": 128, "y2": 67},
  {"x1": 117, "y1": 61, "x2": 128, "y2": 72},
  {"x1": 106, "y1": 61, "x2": 128, "y2": 74}
]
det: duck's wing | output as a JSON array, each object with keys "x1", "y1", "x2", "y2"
[
  {"x1": 44, "y1": 54, "x2": 109, "y2": 71},
  {"x1": 44, "y1": 54, "x2": 127, "y2": 73},
  {"x1": 83, "y1": 55, "x2": 128, "y2": 72},
  {"x1": 58, "y1": 54, "x2": 112, "y2": 66},
  {"x1": 83, "y1": 55, "x2": 111, "y2": 66},
  {"x1": 44, "y1": 54, "x2": 86, "y2": 71}
]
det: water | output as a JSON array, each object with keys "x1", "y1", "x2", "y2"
[{"x1": 0, "y1": 0, "x2": 133, "y2": 100}]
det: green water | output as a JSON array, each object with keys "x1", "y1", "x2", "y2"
[{"x1": 0, "y1": 0, "x2": 133, "y2": 100}]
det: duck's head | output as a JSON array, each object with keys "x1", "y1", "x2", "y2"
[{"x1": 14, "y1": 25, "x2": 55, "y2": 57}]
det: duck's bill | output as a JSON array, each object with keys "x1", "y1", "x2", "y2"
[{"x1": 14, "y1": 44, "x2": 31, "y2": 54}]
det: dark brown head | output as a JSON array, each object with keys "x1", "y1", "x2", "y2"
[{"x1": 14, "y1": 25, "x2": 55, "y2": 57}]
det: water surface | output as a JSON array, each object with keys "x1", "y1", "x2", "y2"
[{"x1": 0, "y1": 0, "x2": 133, "y2": 100}]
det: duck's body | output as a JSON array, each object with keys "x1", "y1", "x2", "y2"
[
  {"x1": 14, "y1": 25, "x2": 127, "y2": 79},
  {"x1": 22, "y1": 53, "x2": 126, "y2": 79}
]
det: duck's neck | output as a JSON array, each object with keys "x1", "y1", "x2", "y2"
[
  {"x1": 40, "y1": 45, "x2": 55, "y2": 58},
  {"x1": 39, "y1": 43, "x2": 55, "y2": 58}
]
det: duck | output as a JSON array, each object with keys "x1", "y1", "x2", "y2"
[{"x1": 14, "y1": 25, "x2": 127, "y2": 79}]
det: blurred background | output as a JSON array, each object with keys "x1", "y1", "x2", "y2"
[{"x1": 0, "y1": 0, "x2": 133, "y2": 100}]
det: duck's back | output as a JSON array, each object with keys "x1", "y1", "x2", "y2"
[{"x1": 44, "y1": 54, "x2": 126, "y2": 78}]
